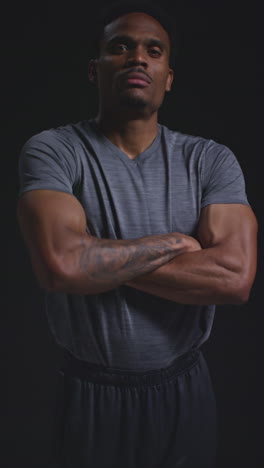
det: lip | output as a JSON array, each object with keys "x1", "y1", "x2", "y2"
[{"x1": 122, "y1": 72, "x2": 151, "y2": 87}]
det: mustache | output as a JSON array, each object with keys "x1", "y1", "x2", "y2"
[{"x1": 118, "y1": 67, "x2": 153, "y2": 82}]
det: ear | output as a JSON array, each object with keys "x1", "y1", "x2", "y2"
[
  {"x1": 88, "y1": 59, "x2": 98, "y2": 84},
  {"x1": 165, "y1": 68, "x2": 174, "y2": 92}
]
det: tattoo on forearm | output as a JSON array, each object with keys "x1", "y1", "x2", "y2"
[{"x1": 79, "y1": 234, "x2": 184, "y2": 288}]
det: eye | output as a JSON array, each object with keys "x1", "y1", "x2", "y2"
[
  {"x1": 111, "y1": 43, "x2": 128, "y2": 54},
  {"x1": 148, "y1": 48, "x2": 162, "y2": 57}
]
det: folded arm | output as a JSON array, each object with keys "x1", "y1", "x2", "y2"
[
  {"x1": 126, "y1": 204, "x2": 258, "y2": 305},
  {"x1": 17, "y1": 190, "x2": 200, "y2": 295}
]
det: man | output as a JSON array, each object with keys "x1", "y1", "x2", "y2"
[{"x1": 17, "y1": 2, "x2": 257, "y2": 467}]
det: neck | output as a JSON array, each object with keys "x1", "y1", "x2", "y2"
[{"x1": 95, "y1": 110, "x2": 159, "y2": 159}]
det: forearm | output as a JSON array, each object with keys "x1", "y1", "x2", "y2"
[
  {"x1": 49, "y1": 231, "x2": 194, "y2": 294},
  {"x1": 126, "y1": 205, "x2": 257, "y2": 305},
  {"x1": 126, "y1": 246, "x2": 249, "y2": 305}
]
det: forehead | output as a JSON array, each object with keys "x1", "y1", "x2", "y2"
[{"x1": 103, "y1": 12, "x2": 170, "y2": 47}]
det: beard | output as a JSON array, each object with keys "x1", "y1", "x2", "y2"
[{"x1": 119, "y1": 93, "x2": 148, "y2": 109}]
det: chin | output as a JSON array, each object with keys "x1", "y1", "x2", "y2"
[{"x1": 119, "y1": 93, "x2": 148, "y2": 109}]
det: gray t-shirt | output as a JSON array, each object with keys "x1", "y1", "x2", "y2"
[{"x1": 18, "y1": 120, "x2": 249, "y2": 370}]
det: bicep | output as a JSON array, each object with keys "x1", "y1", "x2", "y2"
[
  {"x1": 197, "y1": 203, "x2": 258, "y2": 280},
  {"x1": 17, "y1": 189, "x2": 89, "y2": 286}
]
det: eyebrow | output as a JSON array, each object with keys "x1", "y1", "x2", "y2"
[{"x1": 105, "y1": 34, "x2": 168, "y2": 52}]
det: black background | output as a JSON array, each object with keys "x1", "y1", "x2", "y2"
[{"x1": 4, "y1": 0, "x2": 263, "y2": 467}]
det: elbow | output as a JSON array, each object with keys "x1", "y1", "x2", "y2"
[
  {"x1": 225, "y1": 275, "x2": 253, "y2": 305},
  {"x1": 232, "y1": 261, "x2": 257, "y2": 304},
  {"x1": 216, "y1": 254, "x2": 256, "y2": 305},
  {"x1": 229, "y1": 290, "x2": 250, "y2": 305},
  {"x1": 31, "y1": 254, "x2": 70, "y2": 292},
  {"x1": 34, "y1": 257, "x2": 98, "y2": 295},
  {"x1": 40, "y1": 273, "x2": 65, "y2": 293},
  {"x1": 235, "y1": 282, "x2": 253, "y2": 305},
  {"x1": 34, "y1": 264, "x2": 63, "y2": 292},
  {"x1": 41, "y1": 262, "x2": 75, "y2": 293}
]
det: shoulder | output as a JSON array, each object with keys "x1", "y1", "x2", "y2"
[
  {"x1": 159, "y1": 124, "x2": 236, "y2": 161},
  {"x1": 22, "y1": 120, "x2": 90, "y2": 151},
  {"x1": 159, "y1": 123, "x2": 212, "y2": 154}
]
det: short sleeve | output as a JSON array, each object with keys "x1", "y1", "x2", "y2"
[
  {"x1": 18, "y1": 129, "x2": 78, "y2": 198},
  {"x1": 201, "y1": 140, "x2": 249, "y2": 208}
]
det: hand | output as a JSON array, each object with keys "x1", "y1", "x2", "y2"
[
  {"x1": 184, "y1": 235, "x2": 202, "y2": 253},
  {"x1": 167, "y1": 232, "x2": 202, "y2": 255}
]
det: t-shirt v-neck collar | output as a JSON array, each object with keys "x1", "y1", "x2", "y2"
[{"x1": 88, "y1": 119, "x2": 161, "y2": 165}]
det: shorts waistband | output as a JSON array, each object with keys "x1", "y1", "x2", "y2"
[{"x1": 61, "y1": 349, "x2": 201, "y2": 387}]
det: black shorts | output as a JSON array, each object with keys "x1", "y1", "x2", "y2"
[{"x1": 52, "y1": 349, "x2": 217, "y2": 468}]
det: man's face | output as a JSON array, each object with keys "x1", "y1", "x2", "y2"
[{"x1": 93, "y1": 12, "x2": 174, "y2": 114}]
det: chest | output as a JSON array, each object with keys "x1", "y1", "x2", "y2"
[{"x1": 76, "y1": 151, "x2": 203, "y2": 239}]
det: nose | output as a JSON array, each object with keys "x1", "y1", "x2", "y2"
[{"x1": 126, "y1": 46, "x2": 148, "y2": 68}]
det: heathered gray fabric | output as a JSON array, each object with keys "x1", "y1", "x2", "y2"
[{"x1": 18, "y1": 120, "x2": 249, "y2": 369}]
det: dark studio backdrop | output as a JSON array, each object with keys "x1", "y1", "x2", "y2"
[{"x1": 4, "y1": 0, "x2": 263, "y2": 467}]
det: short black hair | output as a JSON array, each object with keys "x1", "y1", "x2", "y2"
[{"x1": 92, "y1": 1, "x2": 179, "y2": 68}]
